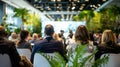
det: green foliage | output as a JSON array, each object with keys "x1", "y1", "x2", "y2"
[
  {"x1": 74, "y1": 10, "x2": 97, "y2": 31},
  {"x1": 13, "y1": 8, "x2": 29, "y2": 29},
  {"x1": 2, "y1": 14, "x2": 7, "y2": 21},
  {"x1": 14, "y1": 8, "x2": 29, "y2": 21},
  {"x1": 73, "y1": 5, "x2": 120, "y2": 33},
  {"x1": 68, "y1": 45, "x2": 96, "y2": 67},
  {"x1": 99, "y1": 5, "x2": 120, "y2": 33},
  {"x1": 40, "y1": 45, "x2": 109, "y2": 67},
  {"x1": 14, "y1": 28, "x2": 21, "y2": 34},
  {"x1": 31, "y1": 14, "x2": 42, "y2": 36},
  {"x1": 93, "y1": 55, "x2": 109, "y2": 67},
  {"x1": 78, "y1": 10, "x2": 95, "y2": 22},
  {"x1": 73, "y1": 15, "x2": 80, "y2": 21},
  {"x1": 38, "y1": 52, "x2": 66, "y2": 67},
  {"x1": 1, "y1": 23, "x2": 15, "y2": 36}
]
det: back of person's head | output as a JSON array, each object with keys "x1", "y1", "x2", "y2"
[
  {"x1": 11, "y1": 32, "x2": 17, "y2": 39},
  {"x1": 101, "y1": 30, "x2": 116, "y2": 45},
  {"x1": 89, "y1": 31, "x2": 94, "y2": 41},
  {"x1": 75, "y1": 25, "x2": 90, "y2": 43},
  {"x1": 60, "y1": 30, "x2": 64, "y2": 33},
  {"x1": 68, "y1": 30, "x2": 73, "y2": 39},
  {"x1": 20, "y1": 30, "x2": 29, "y2": 40},
  {"x1": 53, "y1": 33, "x2": 59, "y2": 40},
  {"x1": 32, "y1": 33, "x2": 38, "y2": 39},
  {"x1": 0, "y1": 26, "x2": 6, "y2": 37},
  {"x1": 44, "y1": 24, "x2": 54, "y2": 36},
  {"x1": 58, "y1": 33, "x2": 62, "y2": 38},
  {"x1": 69, "y1": 30, "x2": 73, "y2": 34}
]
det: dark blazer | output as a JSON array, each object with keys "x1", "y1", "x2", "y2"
[
  {"x1": 95, "y1": 42, "x2": 120, "y2": 60},
  {"x1": 17, "y1": 40, "x2": 32, "y2": 51},
  {"x1": 0, "y1": 37, "x2": 21, "y2": 67},
  {"x1": 30, "y1": 36, "x2": 67, "y2": 63}
]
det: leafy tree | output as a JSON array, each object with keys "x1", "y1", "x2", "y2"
[
  {"x1": 13, "y1": 8, "x2": 29, "y2": 30},
  {"x1": 25, "y1": 14, "x2": 42, "y2": 36},
  {"x1": 78, "y1": 10, "x2": 95, "y2": 27}
]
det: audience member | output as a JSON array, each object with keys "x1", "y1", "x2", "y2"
[
  {"x1": 16, "y1": 30, "x2": 32, "y2": 51},
  {"x1": 66, "y1": 30, "x2": 74, "y2": 46},
  {"x1": 29, "y1": 33, "x2": 39, "y2": 44},
  {"x1": 66, "y1": 25, "x2": 94, "y2": 56},
  {"x1": 9, "y1": 32, "x2": 18, "y2": 43},
  {"x1": 116, "y1": 34, "x2": 120, "y2": 44},
  {"x1": 0, "y1": 26, "x2": 21, "y2": 67},
  {"x1": 118, "y1": 34, "x2": 120, "y2": 45},
  {"x1": 89, "y1": 31, "x2": 98, "y2": 46},
  {"x1": 31, "y1": 24, "x2": 67, "y2": 63},
  {"x1": 95, "y1": 30, "x2": 120, "y2": 60},
  {"x1": 59, "y1": 30, "x2": 66, "y2": 47},
  {"x1": 37, "y1": 33, "x2": 43, "y2": 40},
  {"x1": 67, "y1": 30, "x2": 73, "y2": 39},
  {"x1": 53, "y1": 33, "x2": 63, "y2": 43}
]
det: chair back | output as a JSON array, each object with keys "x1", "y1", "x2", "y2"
[
  {"x1": 33, "y1": 53, "x2": 54, "y2": 67},
  {"x1": 17, "y1": 48, "x2": 31, "y2": 60},
  {"x1": 101, "y1": 54, "x2": 120, "y2": 67},
  {"x1": 0, "y1": 54, "x2": 12, "y2": 67}
]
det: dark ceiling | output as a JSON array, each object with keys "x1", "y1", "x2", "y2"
[
  {"x1": 26, "y1": 0, "x2": 109, "y2": 21},
  {"x1": 27, "y1": 0, "x2": 109, "y2": 12}
]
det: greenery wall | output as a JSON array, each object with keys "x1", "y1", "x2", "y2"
[
  {"x1": 13, "y1": 8, "x2": 42, "y2": 35},
  {"x1": 73, "y1": 5, "x2": 120, "y2": 33}
]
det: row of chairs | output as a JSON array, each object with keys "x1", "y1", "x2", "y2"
[
  {"x1": 1, "y1": 48, "x2": 120, "y2": 67},
  {"x1": 18, "y1": 49, "x2": 120, "y2": 67}
]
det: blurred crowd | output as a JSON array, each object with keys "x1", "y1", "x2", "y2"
[{"x1": 0, "y1": 24, "x2": 120, "y2": 67}]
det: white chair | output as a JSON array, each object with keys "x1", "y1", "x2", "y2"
[
  {"x1": 33, "y1": 53, "x2": 52, "y2": 67},
  {"x1": 17, "y1": 48, "x2": 31, "y2": 60},
  {"x1": 101, "y1": 54, "x2": 120, "y2": 67},
  {"x1": 0, "y1": 54, "x2": 12, "y2": 67}
]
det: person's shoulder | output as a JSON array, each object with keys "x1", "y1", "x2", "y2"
[
  {"x1": 6, "y1": 38, "x2": 15, "y2": 43},
  {"x1": 1, "y1": 39, "x2": 15, "y2": 46},
  {"x1": 34, "y1": 39, "x2": 48, "y2": 45},
  {"x1": 52, "y1": 39, "x2": 63, "y2": 44}
]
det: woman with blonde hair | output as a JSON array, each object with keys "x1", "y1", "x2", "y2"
[
  {"x1": 53, "y1": 33, "x2": 63, "y2": 43},
  {"x1": 101, "y1": 30, "x2": 116, "y2": 46},
  {"x1": 95, "y1": 30, "x2": 120, "y2": 60}
]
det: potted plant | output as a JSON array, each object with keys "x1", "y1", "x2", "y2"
[{"x1": 39, "y1": 45, "x2": 109, "y2": 67}]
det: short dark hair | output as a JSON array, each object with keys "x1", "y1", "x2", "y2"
[
  {"x1": 60, "y1": 30, "x2": 64, "y2": 33},
  {"x1": 0, "y1": 26, "x2": 6, "y2": 37},
  {"x1": 20, "y1": 30, "x2": 29, "y2": 40},
  {"x1": 44, "y1": 24, "x2": 54, "y2": 36}
]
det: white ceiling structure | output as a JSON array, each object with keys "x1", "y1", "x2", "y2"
[{"x1": 1, "y1": 0, "x2": 51, "y2": 22}]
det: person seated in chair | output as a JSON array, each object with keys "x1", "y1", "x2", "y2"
[
  {"x1": 0, "y1": 26, "x2": 21, "y2": 67},
  {"x1": 95, "y1": 30, "x2": 120, "y2": 60},
  {"x1": 31, "y1": 24, "x2": 67, "y2": 63}
]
